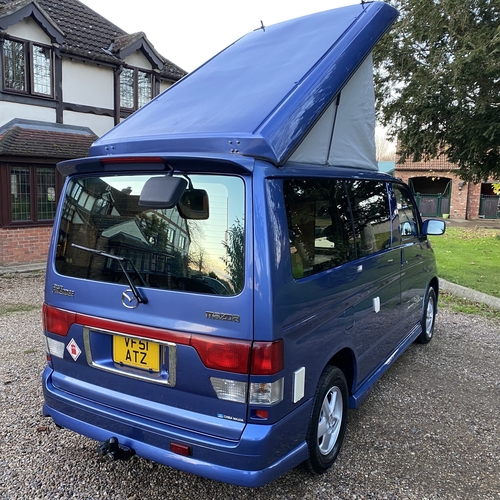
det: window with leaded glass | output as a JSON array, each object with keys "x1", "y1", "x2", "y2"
[
  {"x1": 2, "y1": 37, "x2": 53, "y2": 96},
  {"x1": 33, "y1": 45, "x2": 52, "y2": 95},
  {"x1": 120, "y1": 67, "x2": 135, "y2": 108},
  {"x1": 120, "y1": 66, "x2": 154, "y2": 110},
  {"x1": 10, "y1": 167, "x2": 31, "y2": 221},
  {"x1": 3, "y1": 39, "x2": 26, "y2": 91},
  {"x1": 37, "y1": 168, "x2": 57, "y2": 220},
  {"x1": 137, "y1": 70, "x2": 152, "y2": 108},
  {"x1": 1, "y1": 165, "x2": 61, "y2": 226}
]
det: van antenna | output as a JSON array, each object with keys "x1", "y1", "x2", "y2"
[{"x1": 254, "y1": 20, "x2": 265, "y2": 32}]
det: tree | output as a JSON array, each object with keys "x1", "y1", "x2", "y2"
[
  {"x1": 221, "y1": 218, "x2": 245, "y2": 293},
  {"x1": 373, "y1": 0, "x2": 500, "y2": 182}
]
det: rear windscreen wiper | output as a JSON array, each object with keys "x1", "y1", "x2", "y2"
[{"x1": 71, "y1": 243, "x2": 148, "y2": 305}]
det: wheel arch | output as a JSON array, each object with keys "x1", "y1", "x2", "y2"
[
  {"x1": 429, "y1": 276, "x2": 439, "y2": 299},
  {"x1": 326, "y1": 348, "x2": 356, "y2": 397}
]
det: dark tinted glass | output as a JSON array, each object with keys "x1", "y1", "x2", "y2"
[
  {"x1": 284, "y1": 178, "x2": 354, "y2": 278},
  {"x1": 284, "y1": 178, "x2": 391, "y2": 279},
  {"x1": 55, "y1": 174, "x2": 245, "y2": 296}
]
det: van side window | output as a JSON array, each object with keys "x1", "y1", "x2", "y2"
[
  {"x1": 392, "y1": 184, "x2": 419, "y2": 239},
  {"x1": 284, "y1": 179, "x2": 354, "y2": 278},
  {"x1": 346, "y1": 180, "x2": 391, "y2": 256}
]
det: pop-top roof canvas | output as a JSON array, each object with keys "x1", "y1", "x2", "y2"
[{"x1": 89, "y1": 2, "x2": 398, "y2": 170}]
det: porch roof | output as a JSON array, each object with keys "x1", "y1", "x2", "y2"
[{"x1": 0, "y1": 119, "x2": 98, "y2": 159}]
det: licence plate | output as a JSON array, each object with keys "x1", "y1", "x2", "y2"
[{"x1": 113, "y1": 336, "x2": 160, "y2": 372}]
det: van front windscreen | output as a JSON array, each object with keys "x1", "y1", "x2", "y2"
[{"x1": 54, "y1": 174, "x2": 245, "y2": 296}]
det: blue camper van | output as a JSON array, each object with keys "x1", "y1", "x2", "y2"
[{"x1": 42, "y1": 2, "x2": 445, "y2": 487}]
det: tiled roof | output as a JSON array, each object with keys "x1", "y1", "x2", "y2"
[
  {"x1": 0, "y1": 119, "x2": 98, "y2": 158},
  {"x1": 113, "y1": 31, "x2": 146, "y2": 53},
  {"x1": 0, "y1": 0, "x2": 186, "y2": 80},
  {"x1": 395, "y1": 154, "x2": 458, "y2": 172}
]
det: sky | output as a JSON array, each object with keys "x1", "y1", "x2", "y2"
[{"x1": 79, "y1": 0, "x2": 359, "y2": 72}]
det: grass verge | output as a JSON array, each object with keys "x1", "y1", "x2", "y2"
[
  {"x1": 430, "y1": 227, "x2": 500, "y2": 298},
  {"x1": 439, "y1": 291, "x2": 500, "y2": 323}
]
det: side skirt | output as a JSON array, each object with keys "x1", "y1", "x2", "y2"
[{"x1": 348, "y1": 323, "x2": 421, "y2": 409}]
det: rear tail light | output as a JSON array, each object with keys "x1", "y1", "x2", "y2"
[
  {"x1": 43, "y1": 305, "x2": 285, "y2": 404},
  {"x1": 251, "y1": 340, "x2": 284, "y2": 375},
  {"x1": 43, "y1": 306, "x2": 280, "y2": 375},
  {"x1": 210, "y1": 378, "x2": 247, "y2": 403},
  {"x1": 43, "y1": 304, "x2": 76, "y2": 336},
  {"x1": 249, "y1": 379, "x2": 284, "y2": 405},
  {"x1": 191, "y1": 336, "x2": 251, "y2": 374},
  {"x1": 192, "y1": 336, "x2": 284, "y2": 375},
  {"x1": 46, "y1": 337, "x2": 65, "y2": 358},
  {"x1": 211, "y1": 378, "x2": 284, "y2": 405}
]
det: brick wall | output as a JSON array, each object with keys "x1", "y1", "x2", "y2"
[
  {"x1": 0, "y1": 226, "x2": 52, "y2": 266},
  {"x1": 449, "y1": 175, "x2": 467, "y2": 218},
  {"x1": 394, "y1": 155, "x2": 492, "y2": 220}
]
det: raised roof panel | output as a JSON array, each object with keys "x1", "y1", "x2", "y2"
[{"x1": 89, "y1": 2, "x2": 398, "y2": 168}]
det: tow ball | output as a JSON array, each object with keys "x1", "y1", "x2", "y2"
[{"x1": 97, "y1": 437, "x2": 135, "y2": 461}]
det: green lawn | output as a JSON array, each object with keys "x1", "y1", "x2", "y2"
[{"x1": 430, "y1": 226, "x2": 500, "y2": 298}]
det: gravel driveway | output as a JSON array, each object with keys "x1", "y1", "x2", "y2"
[{"x1": 1, "y1": 272, "x2": 499, "y2": 500}]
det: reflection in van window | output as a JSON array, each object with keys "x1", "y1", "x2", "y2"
[
  {"x1": 55, "y1": 174, "x2": 245, "y2": 295},
  {"x1": 347, "y1": 180, "x2": 391, "y2": 257},
  {"x1": 393, "y1": 185, "x2": 419, "y2": 238},
  {"x1": 284, "y1": 179, "x2": 393, "y2": 279},
  {"x1": 284, "y1": 179, "x2": 354, "y2": 278}
]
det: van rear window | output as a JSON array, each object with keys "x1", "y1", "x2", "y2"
[{"x1": 55, "y1": 174, "x2": 245, "y2": 296}]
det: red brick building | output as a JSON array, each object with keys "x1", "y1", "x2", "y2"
[{"x1": 395, "y1": 155, "x2": 499, "y2": 220}]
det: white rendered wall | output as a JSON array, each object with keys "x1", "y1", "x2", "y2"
[
  {"x1": 0, "y1": 101, "x2": 56, "y2": 127},
  {"x1": 63, "y1": 111, "x2": 114, "y2": 137},
  {"x1": 5, "y1": 17, "x2": 51, "y2": 44},
  {"x1": 62, "y1": 60, "x2": 114, "y2": 109},
  {"x1": 159, "y1": 81, "x2": 173, "y2": 94},
  {"x1": 124, "y1": 51, "x2": 152, "y2": 70}
]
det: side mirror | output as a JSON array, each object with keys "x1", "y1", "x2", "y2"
[
  {"x1": 139, "y1": 176, "x2": 187, "y2": 209},
  {"x1": 422, "y1": 219, "x2": 446, "y2": 236},
  {"x1": 178, "y1": 189, "x2": 209, "y2": 220}
]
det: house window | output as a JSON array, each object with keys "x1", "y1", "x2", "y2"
[
  {"x1": 2, "y1": 37, "x2": 53, "y2": 97},
  {"x1": 10, "y1": 167, "x2": 31, "y2": 221},
  {"x1": 2, "y1": 165, "x2": 59, "y2": 226},
  {"x1": 120, "y1": 67, "x2": 153, "y2": 110},
  {"x1": 178, "y1": 234, "x2": 187, "y2": 250}
]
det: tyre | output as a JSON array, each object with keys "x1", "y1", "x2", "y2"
[
  {"x1": 304, "y1": 366, "x2": 348, "y2": 474},
  {"x1": 415, "y1": 287, "x2": 437, "y2": 344}
]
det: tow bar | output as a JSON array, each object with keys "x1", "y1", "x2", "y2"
[{"x1": 97, "y1": 437, "x2": 135, "y2": 461}]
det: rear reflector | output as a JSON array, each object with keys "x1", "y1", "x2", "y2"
[
  {"x1": 170, "y1": 442, "x2": 192, "y2": 456},
  {"x1": 252, "y1": 409, "x2": 269, "y2": 420}
]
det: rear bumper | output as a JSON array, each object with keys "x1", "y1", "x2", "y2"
[{"x1": 42, "y1": 367, "x2": 311, "y2": 487}]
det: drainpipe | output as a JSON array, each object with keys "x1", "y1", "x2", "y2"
[{"x1": 465, "y1": 182, "x2": 471, "y2": 220}]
